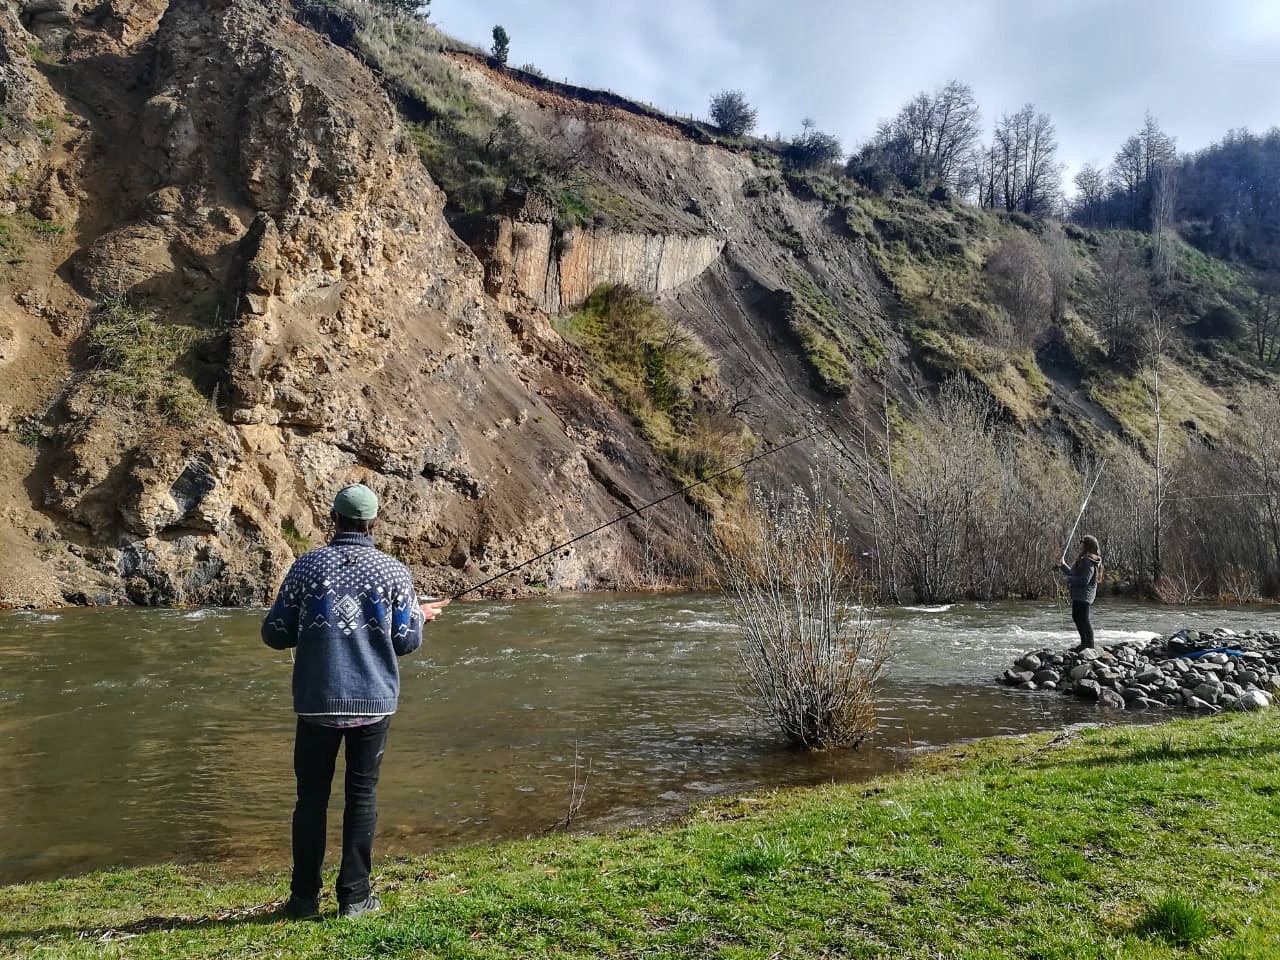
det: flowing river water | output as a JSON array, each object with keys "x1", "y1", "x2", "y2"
[{"x1": 1, "y1": 595, "x2": 1276, "y2": 884}]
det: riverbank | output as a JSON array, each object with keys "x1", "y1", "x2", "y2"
[{"x1": 3, "y1": 713, "x2": 1279, "y2": 959}]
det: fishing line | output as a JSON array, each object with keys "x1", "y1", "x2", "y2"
[
  {"x1": 1164, "y1": 493, "x2": 1276, "y2": 501},
  {"x1": 448, "y1": 427, "x2": 822, "y2": 600}
]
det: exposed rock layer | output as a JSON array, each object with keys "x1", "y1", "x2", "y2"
[{"x1": 0, "y1": 0, "x2": 700, "y2": 606}]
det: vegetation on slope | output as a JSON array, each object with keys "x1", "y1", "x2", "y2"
[
  {"x1": 286, "y1": 5, "x2": 1280, "y2": 603},
  {"x1": 3, "y1": 713, "x2": 1280, "y2": 957},
  {"x1": 304, "y1": 0, "x2": 609, "y2": 227},
  {"x1": 85, "y1": 296, "x2": 215, "y2": 427},
  {"x1": 555, "y1": 284, "x2": 754, "y2": 504}
]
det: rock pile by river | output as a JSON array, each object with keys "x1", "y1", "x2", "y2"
[{"x1": 1001, "y1": 628, "x2": 1280, "y2": 711}]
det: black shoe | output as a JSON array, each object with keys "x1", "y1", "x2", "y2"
[
  {"x1": 284, "y1": 893, "x2": 320, "y2": 920},
  {"x1": 339, "y1": 895, "x2": 382, "y2": 919}
]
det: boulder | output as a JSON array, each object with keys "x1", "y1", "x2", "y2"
[
  {"x1": 1074, "y1": 679, "x2": 1102, "y2": 701},
  {"x1": 1192, "y1": 682, "x2": 1223, "y2": 705},
  {"x1": 1097, "y1": 688, "x2": 1126, "y2": 710},
  {"x1": 1237, "y1": 690, "x2": 1272, "y2": 711}
]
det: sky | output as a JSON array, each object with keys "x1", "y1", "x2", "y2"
[{"x1": 431, "y1": 0, "x2": 1280, "y2": 190}]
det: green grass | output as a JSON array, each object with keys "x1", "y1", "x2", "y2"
[
  {"x1": 1135, "y1": 894, "x2": 1216, "y2": 947},
  {"x1": 0, "y1": 212, "x2": 68, "y2": 265},
  {"x1": 16, "y1": 211, "x2": 65, "y2": 240},
  {"x1": 26, "y1": 42, "x2": 55, "y2": 64},
  {"x1": 33, "y1": 115, "x2": 59, "y2": 145},
  {"x1": 86, "y1": 297, "x2": 213, "y2": 426},
  {"x1": 322, "y1": 0, "x2": 607, "y2": 226},
  {"x1": 4, "y1": 713, "x2": 1280, "y2": 958},
  {"x1": 0, "y1": 218, "x2": 21, "y2": 262},
  {"x1": 781, "y1": 268, "x2": 890, "y2": 394},
  {"x1": 280, "y1": 520, "x2": 313, "y2": 558}
]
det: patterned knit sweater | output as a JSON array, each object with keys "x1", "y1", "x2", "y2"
[{"x1": 262, "y1": 532, "x2": 423, "y2": 715}]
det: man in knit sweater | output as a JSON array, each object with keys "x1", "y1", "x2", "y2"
[{"x1": 263, "y1": 483, "x2": 448, "y2": 920}]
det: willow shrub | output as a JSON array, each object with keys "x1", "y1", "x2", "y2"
[{"x1": 716, "y1": 474, "x2": 888, "y2": 749}]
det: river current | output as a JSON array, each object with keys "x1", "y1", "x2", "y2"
[{"x1": 0, "y1": 595, "x2": 1275, "y2": 883}]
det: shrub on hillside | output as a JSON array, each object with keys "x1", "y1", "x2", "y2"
[
  {"x1": 986, "y1": 232, "x2": 1052, "y2": 347},
  {"x1": 86, "y1": 296, "x2": 210, "y2": 426},
  {"x1": 845, "y1": 150, "x2": 899, "y2": 194},
  {"x1": 370, "y1": 0, "x2": 427, "y2": 15},
  {"x1": 1192, "y1": 303, "x2": 1243, "y2": 340},
  {"x1": 784, "y1": 121, "x2": 842, "y2": 171},
  {"x1": 709, "y1": 90, "x2": 757, "y2": 138},
  {"x1": 555, "y1": 284, "x2": 754, "y2": 495}
]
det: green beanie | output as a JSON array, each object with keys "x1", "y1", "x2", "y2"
[{"x1": 332, "y1": 483, "x2": 378, "y2": 520}]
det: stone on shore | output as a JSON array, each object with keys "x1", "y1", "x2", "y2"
[{"x1": 1000, "y1": 627, "x2": 1280, "y2": 714}]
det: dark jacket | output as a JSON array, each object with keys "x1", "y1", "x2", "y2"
[
  {"x1": 262, "y1": 532, "x2": 423, "y2": 715},
  {"x1": 1060, "y1": 553, "x2": 1102, "y2": 604}
]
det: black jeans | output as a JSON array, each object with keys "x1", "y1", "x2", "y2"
[
  {"x1": 291, "y1": 716, "x2": 389, "y2": 905},
  {"x1": 1071, "y1": 601, "x2": 1095, "y2": 648}
]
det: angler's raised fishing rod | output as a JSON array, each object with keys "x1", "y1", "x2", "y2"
[
  {"x1": 446, "y1": 428, "x2": 822, "y2": 601},
  {"x1": 1060, "y1": 459, "x2": 1107, "y2": 565}
]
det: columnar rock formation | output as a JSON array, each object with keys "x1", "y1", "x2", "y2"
[{"x1": 483, "y1": 221, "x2": 724, "y2": 315}]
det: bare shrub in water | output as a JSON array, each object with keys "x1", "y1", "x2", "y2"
[{"x1": 717, "y1": 476, "x2": 888, "y2": 749}]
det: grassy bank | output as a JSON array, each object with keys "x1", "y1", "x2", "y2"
[{"x1": 4, "y1": 713, "x2": 1280, "y2": 958}]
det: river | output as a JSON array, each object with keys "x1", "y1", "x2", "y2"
[{"x1": 0, "y1": 595, "x2": 1275, "y2": 884}]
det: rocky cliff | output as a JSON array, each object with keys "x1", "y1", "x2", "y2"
[{"x1": 0, "y1": 0, "x2": 703, "y2": 606}]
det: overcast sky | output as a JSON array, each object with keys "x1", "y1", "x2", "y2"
[{"x1": 432, "y1": 0, "x2": 1280, "y2": 189}]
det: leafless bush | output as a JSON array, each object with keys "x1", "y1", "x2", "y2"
[
  {"x1": 1040, "y1": 221, "x2": 1077, "y2": 323},
  {"x1": 1092, "y1": 236, "x2": 1150, "y2": 366},
  {"x1": 1081, "y1": 443, "x2": 1155, "y2": 588},
  {"x1": 543, "y1": 742, "x2": 591, "y2": 833},
  {"x1": 987, "y1": 232, "x2": 1052, "y2": 347},
  {"x1": 716, "y1": 474, "x2": 888, "y2": 749},
  {"x1": 854, "y1": 378, "x2": 1078, "y2": 602}
]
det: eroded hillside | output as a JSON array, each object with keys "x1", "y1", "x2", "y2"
[
  {"x1": 0, "y1": 0, "x2": 1274, "y2": 607},
  {"x1": 0, "y1": 0, "x2": 707, "y2": 606}
]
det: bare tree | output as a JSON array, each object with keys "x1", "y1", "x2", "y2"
[
  {"x1": 987, "y1": 231, "x2": 1052, "y2": 345},
  {"x1": 1110, "y1": 113, "x2": 1177, "y2": 229},
  {"x1": 1249, "y1": 282, "x2": 1280, "y2": 366},
  {"x1": 1234, "y1": 386, "x2": 1280, "y2": 587},
  {"x1": 980, "y1": 105, "x2": 1063, "y2": 215},
  {"x1": 1071, "y1": 163, "x2": 1109, "y2": 227},
  {"x1": 1094, "y1": 236, "x2": 1151, "y2": 365},
  {"x1": 867, "y1": 80, "x2": 982, "y2": 193},
  {"x1": 1150, "y1": 161, "x2": 1180, "y2": 283},
  {"x1": 1145, "y1": 311, "x2": 1179, "y2": 590},
  {"x1": 1040, "y1": 221, "x2": 1077, "y2": 323},
  {"x1": 856, "y1": 378, "x2": 1075, "y2": 601}
]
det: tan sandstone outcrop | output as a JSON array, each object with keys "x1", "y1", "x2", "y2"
[{"x1": 484, "y1": 220, "x2": 724, "y2": 315}]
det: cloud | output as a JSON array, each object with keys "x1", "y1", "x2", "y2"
[{"x1": 432, "y1": 0, "x2": 1280, "y2": 182}]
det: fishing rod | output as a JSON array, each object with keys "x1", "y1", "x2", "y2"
[
  {"x1": 446, "y1": 428, "x2": 822, "y2": 601},
  {"x1": 1060, "y1": 460, "x2": 1107, "y2": 565}
]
